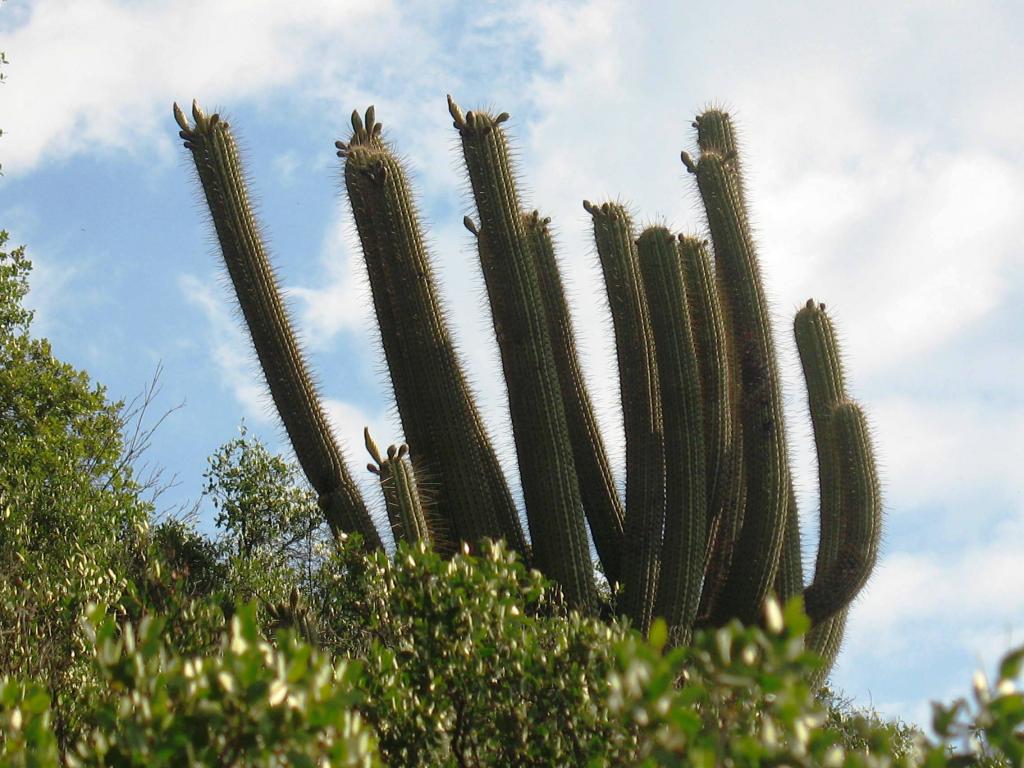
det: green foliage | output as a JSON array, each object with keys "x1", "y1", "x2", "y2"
[
  {"x1": 72, "y1": 604, "x2": 377, "y2": 767},
  {"x1": 2, "y1": 606, "x2": 379, "y2": 766},
  {"x1": 203, "y1": 424, "x2": 329, "y2": 602},
  {"x1": 2, "y1": 536, "x2": 1022, "y2": 766},
  {"x1": 353, "y1": 541, "x2": 635, "y2": 765},
  {"x1": 0, "y1": 231, "x2": 152, "y2": 744},
  {"x1": 0, "y1": 678, "x2": 60, "y2": 766}
]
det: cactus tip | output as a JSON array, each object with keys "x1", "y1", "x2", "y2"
[
  {"x1": 173, "y1": 102, "x2": 190, "y2": 132},
  {"x1": 463, "y1": 216, "x2": 479, "y2": 236},
  {"x1": 495, "y1": 111, "x2": 510, "y2": 124},
  {"x1": 191, "y1": 99, "x2": 208, "y2": 129},
  {"x1": 447, "y1": 94, "x2": 465, "y2": 127},
  {"x1": 583, "y1": 199, "x2": 595, "y2": 214},
  {"x1": 387, "y1": 444, "x2": 398, "y2": 460},
  {"x1": 364, "y1": 427, "x2": 384, "y2": 465},
  {"x1": 398, "y1": 443, "x2": 409, "y2": 459},
  {"x1": 351, "y1": 109, "x2": 364, "y2": 135}
]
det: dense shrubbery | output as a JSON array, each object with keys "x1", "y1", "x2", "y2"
[
  {"x1": 2, "y1": 235, "x2": 1023, "y2": 765},
  {"x1": 0, "y1": 230, "x2": 153, "y2": 745},
  {"x1": 2, "y1": 540, "x2": 1023, "y2": 765}
]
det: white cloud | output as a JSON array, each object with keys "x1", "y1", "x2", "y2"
[
  {"x1": 840, "y1": 543, "x2": 1024, "y2": 671},
  {"x1": 873, "y1": 396, "x2": 1024, "y2": 518},
  {"x1": 288, "y1": 213, "x2": 374, "y2": 346},
  {"x1": 179, "y1": 272, "x2": 269, "y2": 420},
  {"x1": 0, "y1": 0, "x2": 392, "y2": 174}
]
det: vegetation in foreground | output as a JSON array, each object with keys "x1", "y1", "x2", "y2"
[{"x1": 2, "y1": 234, "x2": 1023, "y2": 764}]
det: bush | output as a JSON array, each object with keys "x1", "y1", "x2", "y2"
[
  {"x1": 3, "y1": 605, "x2": 379, "y2": 767},
  {"x1": 0, "y1": 231, "x2": 152, "y2": 745},
  {"x1": 344, "y1": 541, "x2": 637, "y2": 765},
  {"x1": 2, "y1": 541, "x2": 1023, "y2": 766}
]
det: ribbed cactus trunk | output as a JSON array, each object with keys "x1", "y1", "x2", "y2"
[
  {"x1": 523, "y1": 211, "x2": 626, "y2": 587},
  {"x1": 638, "y1": 227, "x2": 707, "y2": 644},
  {"x1": 365, "y1": 429, "x2": 432, "y2": 547},
  {"x1": 586, "y1": 202, "x2": 666, "y2": 634},
  {"x1": 684, "y1": 142, "x2": 791, "y2": 627}
]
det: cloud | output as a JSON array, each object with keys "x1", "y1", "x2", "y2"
[
  {"x1": 288, "y1": 213, "x2": 374, "y2": 346},
  {"x1": 0, "y1": 0, "x2": 392, "y2": 174},
  {"x1": 178, "y1": 272, "x2": 268, "y2": 420},
  {"x1": 873, "y1": 396, "x2": 1024, "y2": 520},
  {"x1": 843, "y1": 544, "x2": 1024, "y2": 664}
]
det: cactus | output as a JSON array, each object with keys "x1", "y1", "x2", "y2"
[
  {"x1": 174, "y1": 98, "x2": 881, "y2": 680},
  {"x1": 174, "y1": 101, "x2": 380, "y2": 550},
  {"x1": 365, "y1": 429, "x2": 432, "y2": 547},
  {"x1": 585, "y1": 201, "x2": 666, "y2": 633},
  {"x1": 337, "y1": 110, "x2": 527, "y2": 560}
]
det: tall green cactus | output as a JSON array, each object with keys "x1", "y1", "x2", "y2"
[
  {"x1": 365, "y1": 429, "x2": 432, "y2": 547},
  {"x1": 585, "y1": 201, "x2": 665, "y2": 633},
  {"x1": 337, "y1": 108, "x2": 527, "y2": 560},
  {"x1": 174, "y1": 101, "x2": 380, "y2": 549},
  {"x1": 175, "y1": 98, "x2": 881, "y2": 682}
]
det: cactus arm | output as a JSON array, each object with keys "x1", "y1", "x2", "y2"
[
  {"x1": 365, "y1": 429, "x2": 432, "y2": 546},
  {"x1": 685, "y1": 135, "x2": 790, "y2": 626},
  {"x1": 174, "y1": 101, "x2": 380, "y2": 548},
  {"x1": 450, "y1": 97, "x2": 597, "y2": 612},
  {"x1": 803, "y1": 400, "x2": 881, "y2": 624},
  {"x1": 793, "y1": 300, "x2": 846, "y2": 584},
  {"x1": 792, "y1": 299, "x2": 850, "y2": 676},
  {"x1": 794, "y1": 300, "x2": 880, "y2": 669},
  {"x1": 585, "y1": 201, "x2": 666, "y2": 632},
  {"x1": 676, "y1": 236, "x2": 747, "y2": 621},
  {"x1": 638, "y1": 226, "x2": 707, "y2": 641},
  {"x1": 524, "y1": 210, "x2": 626, "y2": 586},
  {"x1": 338, "y1": 108, "x2": 526, "y2": 559}
]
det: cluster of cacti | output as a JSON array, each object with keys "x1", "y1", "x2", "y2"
[{"x1": 173, "y1": 96, "x2": 881, "y2": 676}]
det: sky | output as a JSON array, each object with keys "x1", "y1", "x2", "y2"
[{"x1": 2, "y1": 0, "x2": 1022, "y2": 727}]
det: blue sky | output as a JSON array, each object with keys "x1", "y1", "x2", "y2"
[{"x1": 2, "y1": 0, "x2": 1022, "y2": 726}]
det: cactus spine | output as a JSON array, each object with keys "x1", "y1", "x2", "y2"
[{"x1": 176, "y1": 98, "x2": 881, "y2": 680}]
